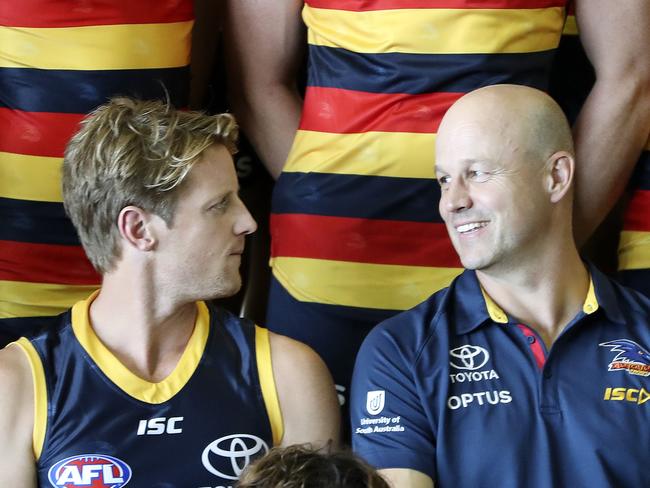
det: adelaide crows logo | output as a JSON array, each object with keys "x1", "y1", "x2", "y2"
[{"x1": 599, "y1": 339, "x2": 650, "y2": 377}]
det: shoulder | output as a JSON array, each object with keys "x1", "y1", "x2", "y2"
[
  {"x1": 267, "y1": 332, "x2": 340, "y2": 447},
  {"x1": 0, "y1": 341, "x2": 36, "y2": 449},
  {"x1": 358, "y1": 285, "x2": 454, "y2": 367}
]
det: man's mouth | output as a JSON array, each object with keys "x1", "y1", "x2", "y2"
[{"x1": 455, "y1": 222, "x2": 488, "y2": 234}]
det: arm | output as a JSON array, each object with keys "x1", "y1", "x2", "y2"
[
  {"x1": 0, "y1": 345, "x2": 37, "y2": 486},
  {"x1": 223, "y1": 0, "x2": 305, "y2": 178},
  {"x1": 380, "y1": 468, "x2": 434, "y2": 488},
  {"x1": 572, "y1": 0, "x2": 650, "y2": 243},
  {"x1": 270, "y1": 332, "x2": 340, "y2": 447}
]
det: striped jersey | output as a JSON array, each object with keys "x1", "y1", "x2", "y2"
[
  {"x1": 13, "y1": 293, "x2": 281, "y2": 487},
  {"x1": 270, "y1": 0, "x2": 568, "y2": 314},
  {"x1": 0, "y1": 1, "x2": 192, "y2": 321}
]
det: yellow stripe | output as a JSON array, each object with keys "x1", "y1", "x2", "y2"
[
  {"x1": 480, "y1": 287, "x2": 508, "y2": 323},
  {"x1": 0, "y1": 21, "x2": 192, "y2": 70},
  {"x1": 618, "y1": 231, "x2": 650, "y2": 270},
  {"x1": 255, "y1": 326, "x2": 284, "y2": 445},
  {"x1": 12, "y1": 338, "x2": 47, "y2": 460},
  {"x1": 0, "y1": 281, "x2": 99, "y2": 319},
  {"x1": 304, "y1": 5, "x2": 564, "y2": 54},
  {"x1": 563, "y1": 14, "x2": 578, "y2": 36},
  {"x1": 582, "y1": 276, "x2": 599, "y2": 314},
  {"x1": 0, "y1": 152, "x2": 63, "y2": 202},
  {"x1": 271, "y1": 257, "x2": 461, "y2": 310},
  {"x1": 72, "y1": 293, "x2": 210, "y2": 404},
  {"x1": 285, "y1": 130, "x2": 437, "y2": 179}
]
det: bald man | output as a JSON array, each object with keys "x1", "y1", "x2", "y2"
[{"x1": 350, "y1": 85, "x2": 650, "y2": 488}]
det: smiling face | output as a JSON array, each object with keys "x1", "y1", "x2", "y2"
[
  {"x1": 435, "y1": 97, "x2": 552, "y2": 273},
  {"x1": 151, "y1": 144, "x2": 257, "y2": 302}
]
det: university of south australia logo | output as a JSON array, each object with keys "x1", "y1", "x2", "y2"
[
  {"x1": 366, "y1": 390, "x2": 385, "y2": 416},
  {"x1": 48, "y1": 454, "x2": 131, "y2": 488},
  {"x1": 600, "y1": 339, "x2": 650, "y2": 377}
]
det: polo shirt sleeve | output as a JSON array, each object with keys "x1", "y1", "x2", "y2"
[{"x1": 350, "y1": 320, "x2": 436, "y2": 480}]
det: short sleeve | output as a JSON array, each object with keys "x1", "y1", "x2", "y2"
[{"x1": 350, "y1": 319, "x2": 437, "y2": 480}]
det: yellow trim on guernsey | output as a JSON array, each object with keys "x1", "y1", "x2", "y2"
[
  {"x1": 71, "y1": 292, "x2": 209, "y2": 404},
  {"x1": 0, "y1": 152, "x2": 63, "y2": 202},
  {"x1": 0, "y1": 21, "x2": 192, "y2": 70},
  {"x1": 562, "y1": 15, "x2": 578, "y2": 36},
  {"x1": 618, "y1": 231, "x2": 650, "y2": 271},
  {"x1": 255, "y1": 326, "x2": 284, "y2": 445},
  {"x1": 481, "y1": 275, "x2": 599, "y2": 322},
  {"x1": 12, "y1": 338, "x2": 47, "y2": 461},
  {"x1": 271, "y1": 257, "x2": 461, "y2": 311},
  {"x1": 284, "y1": 131, "x2": 437, "y2": 179},
  {"x1": 0, "y1": 281, "x2": 99, "y2": 319},
  {"x1": 304, "y1": 5, "x2": 565, "y2": 54}
]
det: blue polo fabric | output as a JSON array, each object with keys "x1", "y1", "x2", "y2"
[{"x1": 350, "y1": 264, "x2": 650, "y2": 487}]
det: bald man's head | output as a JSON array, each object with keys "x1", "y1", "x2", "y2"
[
  {"x1": 435, "y1": 84, "x2": 577, "y2": 272},
  {"x1": 439, "y1": 84, "x2": 574, "y2": 165}
]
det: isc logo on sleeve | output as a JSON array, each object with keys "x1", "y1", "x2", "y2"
[{"x1": 47, "y1": 454, "x2": 132, "y2": 487}]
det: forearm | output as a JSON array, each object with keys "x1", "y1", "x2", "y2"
[
  {"x1": 572, "y1": 75, "x2": 650, "y2": 244},
  {"x1": 230, "y1": 84, "x2": 302, "y2": 179}
]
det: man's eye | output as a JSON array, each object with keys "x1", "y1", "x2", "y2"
[
  {"x1": 210, "y1": 198, "x2": 229, "y2": 211},
  {"x1": 469, "y1": 170, "x2": 489, "y2": 182},
  {"x1": 438, "y1": 175, "x2": 450, "y2": 187}
]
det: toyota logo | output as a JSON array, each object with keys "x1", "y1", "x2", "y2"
[
  {"x1": 202, "y1": 434, "x2": 269, "y2": 480},
  {"x1": 449, "y1": 345, "x2": 490, "y2": 370}
]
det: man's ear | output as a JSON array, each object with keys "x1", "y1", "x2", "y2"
[
  {"x1": 545, "y1": 151, "x2": 575, "y2": 204},
  {"x1": 117, "y1": 206, "x2": 157, "y2": 252}
]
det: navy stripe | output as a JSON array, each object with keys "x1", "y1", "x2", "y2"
[
  {"x1": 308, "y1": 45, "x2": 555, "y2": 95},
  {"x1": 0, "y1": 198, "x2": 80, "y2": 245},
  {"x1": 630, "y1": 150, "x2": 650, "y2": 192},
  {"x1": 0, "y1": 67, "x2": 189, "y2": 113},
  {"x1": 272, "y1": 172, "x2": 443, "y2": 223}
]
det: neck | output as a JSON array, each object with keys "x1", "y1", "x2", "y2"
[
  {"x1": 477, "y1": 242, "x2": 589, "y2": 348},
  {"x1": 89, "y1": 267, "x2": 197, "y2": 382}
]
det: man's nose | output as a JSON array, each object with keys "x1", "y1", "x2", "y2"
[
  {"x1": 234, "y1": 199, "x2": 258, "y2": 235},
  {"x1": 442, "y1": 178, "x2": 472, "y2": 214}
]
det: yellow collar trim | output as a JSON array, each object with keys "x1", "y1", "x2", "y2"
[
  {"x1": 72, "y1": 292, "x2": 210, "y2": 404},
  {"x1": 481, "y1": 275, "x2": 599, "y2": 324}
]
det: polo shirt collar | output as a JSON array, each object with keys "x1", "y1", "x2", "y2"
[{"x1": 452, "y1": 262, "x2": 625, "y2": 335}]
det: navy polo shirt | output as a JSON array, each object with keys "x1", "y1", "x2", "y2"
[{"x1": 351, "y1": 265, "x2": 650, "y2": 487}]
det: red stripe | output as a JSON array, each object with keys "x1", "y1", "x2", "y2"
[
  {"x1": 300, "y1": 88, "x2": 462, "y2": 134},
  {"x1": 623, "y1": 189, "x2": 650, "y2": 232},
  {"x1": 0, "y1": 109, "x2": 84, "y2": 158},
  {"x1": 271, "y1": 213, "x2": 461, "y2": 267},
  {"x1": 0, "y1": 240, "x2": 100, "y2": 285},
  {"x1": 0, "y1": 0, "x2": 193, "y2": 28},
  {"x1": 305, "y1": 0, "x2": 566, "y2": 11},
  {"x1": 516, "y1": 324, "x2": 546, "y2": 369}
]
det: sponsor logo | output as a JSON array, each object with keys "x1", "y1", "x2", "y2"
[
  {"x1": 449, "y1": 345, "x2": 490, "y2": 371},
  {"x1": 356, "y1": 415, "x2": 405, "y2": 436},
  {"x1": 366, "y1": 390, "x2": 385, "y2": 415},
  {"x1": 600, "y1": 339, "x2": 650, "y2": 377},
  {"x1": 604, "y1": 387, "x2": 650, "y2": 405},
  {"x1": 449, "y1": 369, "x2": 500, "y2": 384},
  {"x1": 447, "y1": 390, "x2": 512, "y2": 410},
  {"x1": 202, "y1": 434, "x2": 269, "y2": 480},
  {"x1": 48, "y1": 454, "x2": 131, "y2": 488},
  {"x1": 136, "y1": 416, "x2": 183, "y2": 436}
]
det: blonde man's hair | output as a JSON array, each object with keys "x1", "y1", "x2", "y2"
[{"x1": 62, "y1": 97, "x2": 238, "y2": 274}]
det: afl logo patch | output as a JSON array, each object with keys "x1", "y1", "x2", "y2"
[
  {"x1": 202, "y1": 434, "x2": 269, "y2": 480},
  {"x1": 449, "y1": 345, "x2": 490, "y2": 371},
  {"x1": 47, "y1": 454, "x2": 131, "y2": 487}
]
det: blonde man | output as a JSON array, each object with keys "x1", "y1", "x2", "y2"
[{"x1": 0, "y1": 98, "x2": 339, "y2": 487}]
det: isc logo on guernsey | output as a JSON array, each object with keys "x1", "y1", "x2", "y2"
[{"x1": 48, "y1": 454, "x2": 131, "y2": 488}]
